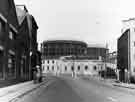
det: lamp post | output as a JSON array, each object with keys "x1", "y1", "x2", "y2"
[{"x1": 72, "y1": 55, "x2": 76, "y2": 78}]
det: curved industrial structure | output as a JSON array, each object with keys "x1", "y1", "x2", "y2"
[{"x1": 41, "y1": 40, "x2": 87, "y2": 59}]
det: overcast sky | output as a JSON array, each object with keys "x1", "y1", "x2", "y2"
[{"x1": 14, "y1": 0, "x2": 135, "y2": 52}]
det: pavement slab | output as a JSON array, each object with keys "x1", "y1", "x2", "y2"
[{"x1": 0, "y1": 77, "x2": 53, "y2": 102}]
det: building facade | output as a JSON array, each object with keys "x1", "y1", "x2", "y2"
[
  {"x1": 87, "y1": 44, "x2": 108, "y2": 61},
  {"x1": 118, "y1": 18, "x2": 135, "y2": 82},
  {"x1": 106, "y1": 51, "x2": 117, "y2": 70},
  {"x1": 42, "y1": 56, "x2": 105, "y2": 77},
  {"x1": 16, "y1": 5, "x2": 39, "y2": 80},
  {"x1": 41, "y1": 40, "x2": 87, "y2": 59},
  {"x1": 0, "y1": 0, "x2": 39, "y2": 86},
  {"x1": 41, "y1": 40, "x2": 108, "y2": 77},
  {"x1": 0, "y1": 0, "x2": 19, "y2": 80},
  {"x1": 105, "y1": 51, "x2": 117, "y2": 79}
]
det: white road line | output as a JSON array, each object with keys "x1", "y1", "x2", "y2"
[{"x1": 107, "y1": 97, "x2": 118, "y2": 102}]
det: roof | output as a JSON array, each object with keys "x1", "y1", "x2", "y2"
[
  {"x1": 16, "y1": 5, "x2": 28, "y2": 25},
  {"x1": 87, "y1": 44, "x2": 107, "y2": 49},
  {"x1": 0, "y1": 0, "x2": 19, "y2": 30},
  {"x1": 43, "y1": 40, "x2": 87, "y2": 46},
  {"x1": 60, "y1": 55, "x2": 101, "y2": 60}
]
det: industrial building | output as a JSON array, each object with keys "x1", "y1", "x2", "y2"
[
  {"x1": 117, "y1": 18, "x2": 135, "y2": 82},
  {"x1": 41, "y1": 40, "x2": 108, "y2": 77},
  {"x1": 41, "y1": 40, "x2": 87, "y2": 59},
  {"x1": 0, "y1": 0, "x2": 39, "y2": 87}
]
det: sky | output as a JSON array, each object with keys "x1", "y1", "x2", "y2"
[{"x1": 14, "y1": 0, "x2": 135, "y2": 52}]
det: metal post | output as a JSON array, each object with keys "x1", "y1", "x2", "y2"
[
  {"x1": 105, "y1": 44, "x2": 108, "y2": 79},
  {"x1": 29, "y1": 51, "x2": 32, "y2": 80}
]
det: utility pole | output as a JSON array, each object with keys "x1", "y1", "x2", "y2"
[{"x1": 105, "y1": 43, "x2": 108, "y2": 79}]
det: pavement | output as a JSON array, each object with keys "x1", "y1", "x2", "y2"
[
  {"x1": 99, "y1": 77, "x2": 135, "y2": 90},
  {"x1": 0, "y1": 77, "x2": 53, "y2": 102},
  {"x1": 0, "y1": 79, "x2": 28, "y2": 88},
  {"x1": 15, "y1": 76, "x2": 135, "y2": 102},
  {"x1": 112, "y1": 82, "x2": 135, "y2": 89},
  {"x1": 82, "y1": 75, "x2": 135, "y2": 90}
]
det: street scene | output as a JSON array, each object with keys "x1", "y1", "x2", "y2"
[
  {"x1": 0, "y1": 0, "x2": 135, "y2": 102},
  {"x1": 15, "y1": 76, "x2": 135, "y2": 102}
]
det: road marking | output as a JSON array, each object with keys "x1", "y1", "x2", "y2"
[{"x1": 107, "y1": 97, "x2": 118, "y2": 102}]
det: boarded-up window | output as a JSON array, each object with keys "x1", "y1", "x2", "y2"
[{"x1": 7, "y1": 54, "x2": 16, "y2": 78}]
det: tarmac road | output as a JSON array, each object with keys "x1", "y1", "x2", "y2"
[{"x1": 17, "y1": 76, "x2": 135, "y2": 102}]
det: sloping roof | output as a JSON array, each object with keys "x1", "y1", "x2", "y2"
[
  {"x1": 16, "y1": 5, "x2": 27, "y2": 25},
  {"x1": 0, "y1": 0, "x2": 19, "y2": 30}
]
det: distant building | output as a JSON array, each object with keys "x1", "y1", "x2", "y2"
[
  {"x1": 118, "y1": 18, "x2": 135, "y2": 82},
  {"x1": 107, "y1": 51, "x2": 117, "y2": 70},
  {"x1": 42, "y1": 56, "x2": 105, "y2": 77},
  {"x1": 87, "y1": 44, "x2": 108, "y2": 61},
  {"x1": 41, "y1": 40, "x2": 108, "y2": 77},
  {"x1": 41, "y1": 40, "x2": 87, "y2": 59}
]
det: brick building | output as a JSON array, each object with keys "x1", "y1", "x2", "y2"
[
  {"x1": 0, "y1": 0, "x2": 39, "y2": 86},
  {"x1": 16, "y1": 5, "x2": 38, "y2": 80},
  {"x1": 0, "y1": 0, "x2": 19, "y2": 80}
]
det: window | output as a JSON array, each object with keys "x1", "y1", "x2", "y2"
[
  {"x1": 93, "y1": 66, "x2": 97, "y2": 70},
  {"x1": 71, "y1": 66, "x2": 74, "y2": 71},
  {"x1": 134, "y1": 67, "x2": 135, "y2": 72},
  {"x1": 9, "y1": 31, "x2": 13, "y2": 39},
  {"x1": 47, "y1": 60, "x2": 49, "y2": 64},
  {"x1": 85, "y1": 66, "x2": 88, "y2": 70},
  {"x1": 42, "y1": 66, "x2": 44, "y2": 71},
  {"x1": 9, "y1": 29, "x2": 15, "y2": 40},
  {"x1": 47, "y1": 66, "x2": 49, "y2": 70},
  {"x1": 101, "y1": 66, "x2": 102, "y2": 70},
  {"x1": 65, "y1": 66, "x2": 67, "y2": 71},
  {"x1": 0, "y1": 19, "x2": 5, "y2": 33},
  {"x1": 52, "y1": 60, "x2": 54, "y2": 63},
  {"x1": 78, "y1": 66, "x2": 80, "y2": 71},
  {"x1": 52, "y1": 66, "x2": 54, "y2": 70},
  {"x1": 7, "y1": 54, "x2": 16, "y2": 77},
  {"x1": 20, "y1": 57, "x2": 26, "y2": 78}
]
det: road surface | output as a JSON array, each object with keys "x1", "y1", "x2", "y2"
[{"x1": 17, "y1": 76, "x2": 135, "y2": 102}]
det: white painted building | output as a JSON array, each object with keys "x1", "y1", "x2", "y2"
[{"x1": 42, "y1": 56, "x2": 105, "y2": 77}]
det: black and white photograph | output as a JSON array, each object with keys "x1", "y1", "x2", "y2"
[{"x1": 0, "y1": 0, "x2": 135, "y2": 102}]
